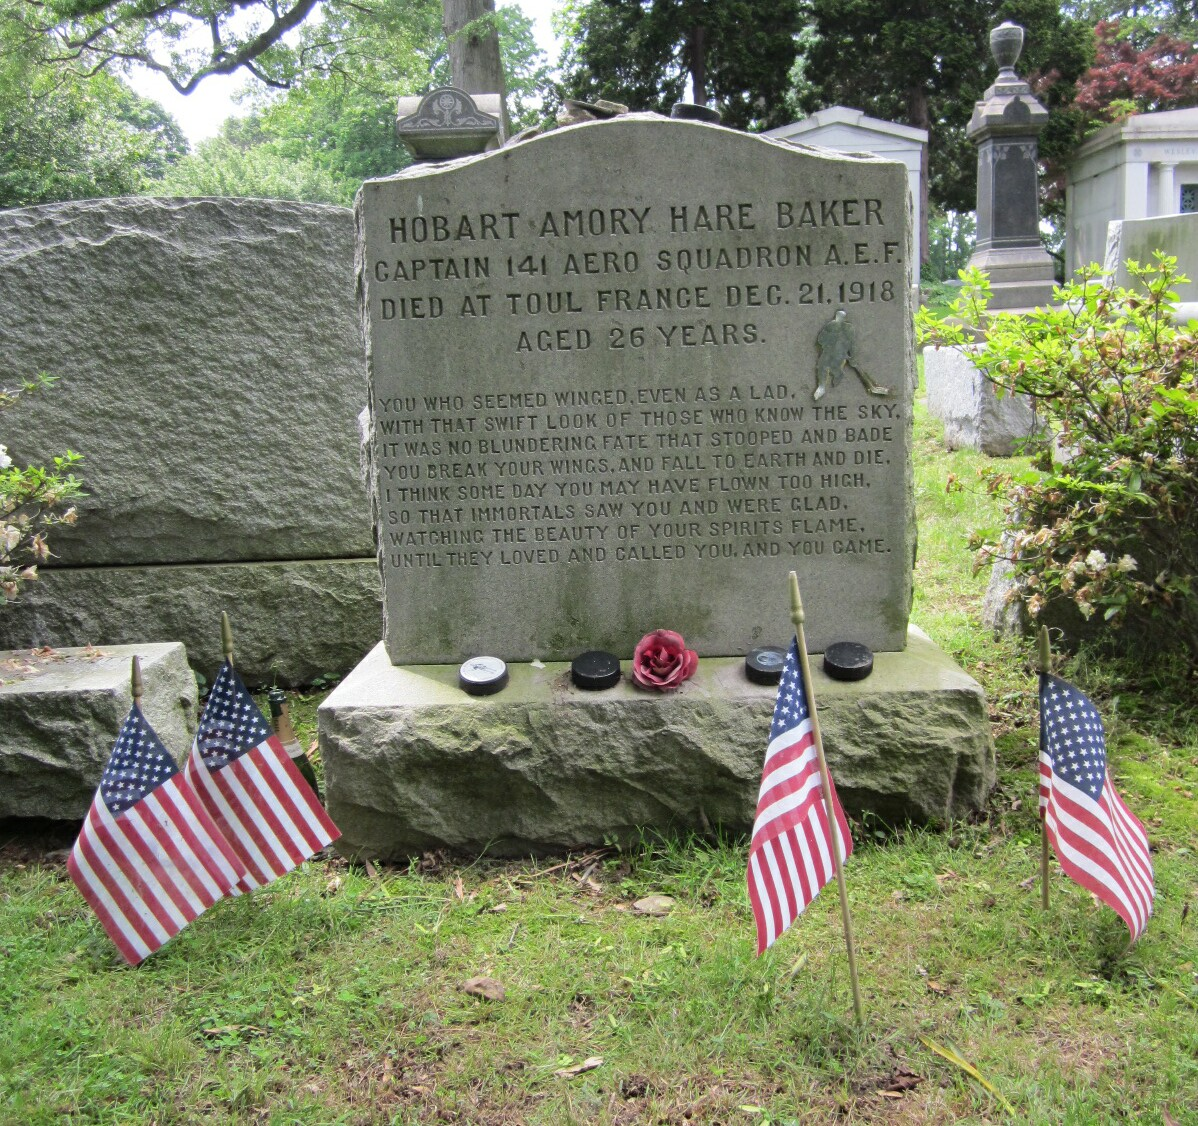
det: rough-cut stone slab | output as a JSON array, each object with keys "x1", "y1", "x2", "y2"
[
  {"x1": 923, "y1": 344, "x2": 1044, "y2": 456},
  {"x1": 320, "y1": 627, "x2": 993, "y2": 858},
  {"x1": 358, "y1": 115, "x2": 916, "y2": 663},
  {"x1": 0, "y1": 198, "x2": 373, "y2": 566},
  {"x1": 0, "y1": 560, "x2": 381, "y2": 687},
  {"x1": 0, "y1": 643, "x2": 197, "y2": 820},
  {"x1": 1104, "y1": 214, "x2": 1198, "y2": 322}
]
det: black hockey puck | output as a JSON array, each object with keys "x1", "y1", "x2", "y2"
[
  {"x1": 571, "y1": 650, "x2": 621, "y2": 690},
  {"x1": 459, "y1": 655, "x2": 508, "y2": 696},
  {"x1": 822, "y1": 642, "x2": 874, "y2": 682},
  {"x1": 745, "y1": 646, "x2": 788, "y2": 685}
]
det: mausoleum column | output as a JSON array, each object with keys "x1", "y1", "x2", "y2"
[
  {"x1": 1122, "y1": 160, "x2": 1151, "y2": 219},
  {"x1": 1157, "y1": 162, "x2": 1177, "y2": 215}
]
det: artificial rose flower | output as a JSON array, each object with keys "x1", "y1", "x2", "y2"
[{"x1": 631, "y1": 629, "x2": 698, "y2": 691}]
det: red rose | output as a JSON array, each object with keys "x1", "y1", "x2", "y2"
[{"x1": 631, "y1": 629, "x2": 699, "y2": 691}]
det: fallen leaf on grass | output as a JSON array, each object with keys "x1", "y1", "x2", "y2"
[
  {"x1": 462, "y1": 976, "x2": 505, "y2": 1001},
  {"x1": 324, "y1": 875, "x2": 343, "y2": 896},
  {"x1": 632, "y1": 895, "x2": 675, "y2": 916},
  {"x1": 1018, "y1": 875, "x2": 1037, "y2": 890},
  {"x1": 554, "y1": 1057, "x2": 603, "y2": 1078},
  {"x1": 920, "y1": 1036, "x2": 1016, "y2": 1115},
  {"x1": 926, "y1": 979, "x2": 951, "y2": 996},
  {"x1": 453, "y1": 876, "x2": 466, "y2": 901},
  {"x1": 881, "y1": 1066, "x2": 923, "y2": 1095}
]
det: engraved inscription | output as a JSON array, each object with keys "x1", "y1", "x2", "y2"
[{"x1": 362, "y1": 126, "x2": 913, "y2": 660}]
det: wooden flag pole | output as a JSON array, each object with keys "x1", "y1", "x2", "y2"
[
  {"x1": 131, "y1": 655, "x2": 144, "y2": 707},
  {"x1": 1037, "y1": 625, "x2": 1051, "y2": 911},
  {"x1": 221, "y1": 612, "x2": 236, "y2": 669},
  {"x1": 789, "y1": 570, "x2": 864, "y2": 1026}
]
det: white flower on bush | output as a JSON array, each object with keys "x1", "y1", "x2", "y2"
[
  {"x1": 1085, "y1": 549, "x2": 1108, "y2": 572},
  {"x1": 2, "y1": 524, "x2": 19, "y2": 552},
  {"x1": 1116, "y1": 554, "x2": 1138, "y2": 573},
  {"x1": 0, "y1": 444, "x2": 10, "y2": 469}
]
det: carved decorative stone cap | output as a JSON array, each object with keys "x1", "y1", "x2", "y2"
[
  {"x1": 967, "y1": 21, "x2": 1048, "y2": 140},
  {"x1": 990, "y1": 21, "x2": 1024, "y2": 79},
  {"x1": 396, "y1": 87, "x2": 502, "y2": 161}
]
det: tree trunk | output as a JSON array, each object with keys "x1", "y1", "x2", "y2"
[
  {"x1": 688, "y1": 23, "x2": 707, "y2": 104},
  {"x1": 442, "y1": 0, "x2": 509, "y2": 133},
  {"x1": 907, "y1": 82, "x2": 930, "y2": 268}
]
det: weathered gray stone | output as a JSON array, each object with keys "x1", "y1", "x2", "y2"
[
  {"x1": 1104, "y1": 214, "x2": 1198, "y2": 322},
  {"x1": 0, "y1": 560, "x2": 381, "y2": 687},
  {"x1": 0, "y1": 197, "x2": 372, "y2": 566},
  {"x1": 923, "y1": 344, "x2": 1044, "y2": 456},
  {"x1": 0, "y1": 643, "x2": 197, "y2": 820},
  {"x1": 965, "y1": 22, "x2": 1057, "y2": 311},
  {"x1": 358, "y1": 114, "x2": 916, "y2": 663},
  {"x1": 320, "y1": 627, "x2": 993, "y2": 858}
]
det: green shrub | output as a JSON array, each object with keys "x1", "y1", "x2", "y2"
[
  {"x1": 916, "y1": 254, "x2": 1198, "y2": 660},
  {"x1": 1, "y1": 373, "x2": 84, "y2": 600}
]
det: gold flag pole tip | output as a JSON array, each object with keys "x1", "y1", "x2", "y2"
[{"x1": 822, "y1": 641, "x2": 874, "y2": 682}]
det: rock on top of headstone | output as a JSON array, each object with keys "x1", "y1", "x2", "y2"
[
  {"x1": 358, "y1": 115, "x2": 915, "y2": 664},
  {"x1": 0, "y1": 197, "x2": 373, "y2": 566}
]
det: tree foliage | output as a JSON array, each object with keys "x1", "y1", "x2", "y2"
[
  {"x1": 154, "y1": 1, "x2": 548, "y2": 207},
  {"x1": 918, "y1": 256, "x2": 1198, "y2": 660},
  {"x1": 1, "y1": 0, "x2": 186, "y2": 207},
  {"x1": 1073, "y1": 17, "x2": 1198, "y2": 121},
  {"x1": 798, "y1": 0, "x2": 1093, "y2": 214},
  {"x1": 556, "y1": 0, "x2": 804, "y2": 131}
]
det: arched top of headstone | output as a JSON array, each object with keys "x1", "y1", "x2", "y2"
[{"x1": 396, "y1": 86, "x2": 501, "y2": 161}]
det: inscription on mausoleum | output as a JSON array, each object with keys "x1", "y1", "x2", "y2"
[{"x1": 359, "y1": 116, "x2": 915, "y2": 663}]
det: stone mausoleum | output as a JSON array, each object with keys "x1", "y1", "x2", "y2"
[{"x1": 1066, "y1": 106, "x2": 1198, "y2": 275}]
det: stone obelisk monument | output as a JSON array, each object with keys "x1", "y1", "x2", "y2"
[{"x1": 965, "y1": 21, "x2": 1057, "y2": 310}]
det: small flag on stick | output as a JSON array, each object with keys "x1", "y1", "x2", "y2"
[
  {"x1": 747, "y1": 636, "x2": 853, "y2": 954},
  {"x1": 1039, "y1": 670, "x2": 1154, "y2": 941},
  {"x1": 68, "y1": 666, "x2": 247, "y2": 963},
  {"x1": 186, "y1": 660, "x2": 340, "y2": 891}
]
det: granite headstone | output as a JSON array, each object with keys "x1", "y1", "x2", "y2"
[{"x1": 357, "y1": 115, "x2": 916, "y2": 664}]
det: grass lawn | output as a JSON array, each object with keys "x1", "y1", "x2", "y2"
[{"x1": 1, "y1": 400, "x2": 1195, "y2": 1125}]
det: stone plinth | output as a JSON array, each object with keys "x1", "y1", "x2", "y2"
[
  {"x1": 923, "y1": 344, "x2": 1044, "y2": 456},
  {"x1": 0, "y1": 643, "x2": 197, "y2": 820},
  {"x1": 0, "y1": 560, "x2": 382, "y2": 687},
  {"x1": 319, "y1": 627, "x2": 994, "y2": 859}
]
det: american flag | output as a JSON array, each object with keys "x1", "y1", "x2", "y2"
[
  {"x1": 747, "y1": 638, "x2": 852, "y2": 954},
  {"x1": 68, "y1": 704, "x2": 247, "y2": 964},
  {"x1": 1039, "y1": 673, "x2": 1154, "y2": 941},
  {"x1": 186, "y1": 662, "x2": 339, "y2": 892}
]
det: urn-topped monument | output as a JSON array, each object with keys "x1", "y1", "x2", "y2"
[{"x1": 965, "y1": 21, "x2": 1057, "y2": 310}]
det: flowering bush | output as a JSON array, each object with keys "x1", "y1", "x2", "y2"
[
  {"x1": 917, "y1": 254, "x2": 1198, "y2": 659},
  {"x1": 1, "y1": 373, "x2": 84, "y2": 601},
  {"x1": 631, "y1": 629, "x2": 699, "y2": 691}
]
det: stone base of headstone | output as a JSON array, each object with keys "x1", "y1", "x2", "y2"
[
  {"x1": 0, "y1": 560, "x2": 382, "y2": 687},
  {"x1": 0, "y1": 643, "x2": 197, "y2": 820},
  {"x1": 320, "y1": 627, "x2": 994, "y2": 859},
  {"x1": 965, "y1": 246, "x2": 1057, "y2": 312},
  {"x1": 923, "y1": 344, "x2": 1045, "y2": 456}
]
